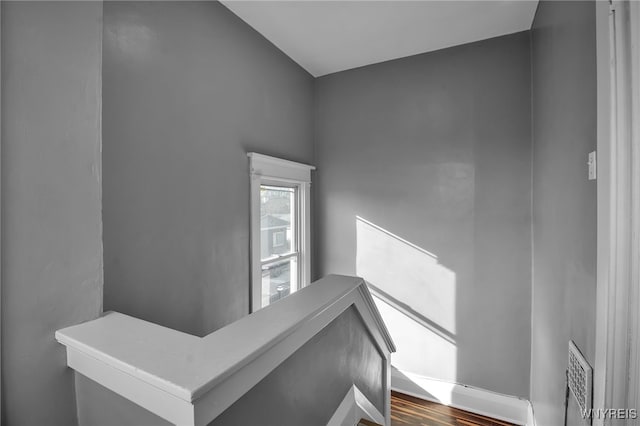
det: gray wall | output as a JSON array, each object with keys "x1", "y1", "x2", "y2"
[
  {"x1": 530, "y1": 2, "x2": 597, "y2": 425},
  {"x1": 102, "y1": 1, "x2": 314, "y2": 336},
  {"x1": 1, "y1": 2, "x2": 104, "y2": 425},
  {"x1": 315, "y1": 32, "x2": 532, "y2": 397},
  {"x1": 75, "y1": 374, "x2": 172, "y2": 426},
  {"x1": 74, "y1": 306, "x2": 384, "y2": 426}
]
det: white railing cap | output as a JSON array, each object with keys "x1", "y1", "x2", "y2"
[{"x1": 56, "y1": 274, "x2": 394, "y2": 404}]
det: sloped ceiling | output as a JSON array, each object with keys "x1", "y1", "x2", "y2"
[{"x1": 221, "y1": 1, "x2": 539, "y2": 77}]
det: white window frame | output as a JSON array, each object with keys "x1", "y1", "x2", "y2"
[
  {"x1": 272, "y1": 231, "x2": 285, "y2": 248},
  {"x1": 248, "y1": 153, "x2": 315, "y2": 312}
]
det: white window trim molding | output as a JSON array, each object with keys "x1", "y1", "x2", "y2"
[
  {"x1": 248, "y1": 153, "x2": 315, "y2": 313},
  {"x1": 594, "y1": 1, "x2": 640, "y2": 424}
]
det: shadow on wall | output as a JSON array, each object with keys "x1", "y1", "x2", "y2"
[{"x1": 355, "y1": 216, "x2": 458, "y2": 382}]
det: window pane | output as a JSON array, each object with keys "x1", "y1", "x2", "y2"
[
  {"x1": 261, "y1": 257, "x2": 298, "y2": 307},
  {"x1": 260, "y1": 185, "x2": 296, "y2": 260}
]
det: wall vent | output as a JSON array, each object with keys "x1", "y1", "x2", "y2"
[{"x1": 568, "y1": 340, "x2": 593, "y2": 413}]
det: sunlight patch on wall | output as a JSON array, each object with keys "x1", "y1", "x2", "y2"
[
  {"x1": 374, "y1": 296, "x2": 457, "y2": 381},
  {"x1": 356, "y1": 216, "x2": 457, "y2": 380},
  {"x1": 391, "y1": 368, "x2": 457, "y2": 406}
]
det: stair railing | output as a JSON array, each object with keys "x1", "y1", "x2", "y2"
[{"x1": 56, "y1": 275, "x2": 395, "y2": 426}]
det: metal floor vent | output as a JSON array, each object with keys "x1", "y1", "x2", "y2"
[{"x1": 568, "y1": 340, "x2": 593, "y2": 413}]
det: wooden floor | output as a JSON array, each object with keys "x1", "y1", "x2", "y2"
[{"x1": 388, "y1": 391, "x2": 518, "y2": 426}]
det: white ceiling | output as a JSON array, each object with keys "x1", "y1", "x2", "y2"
[{"x1": 221, "y1": 1, "x2": 539, "y2": 77}]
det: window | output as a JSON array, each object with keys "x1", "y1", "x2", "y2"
[
  {"x1": 272, "y1": 231, "x2": 285, "y2": 248},
  {"x1": 248, "y1": 153, "x2": 315, "y2": 311}
]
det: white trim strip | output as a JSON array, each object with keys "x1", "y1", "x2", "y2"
[
  {"x1": 391, "y1": 368, "x2": 533, "y2": 426},
  {"x1": 247, "y1": 152, "x2": 315, "y2": 183},
  {"x1": 261, "y1": 251, "x2": 299, "y2": 265},
  {"x1": 56, "y1": 275, "x2": 395, "y2": 426},
  {"x1": 0, "y1": 5, "x2": 3, "y2": 418},
  {"x1": 326, "y1": 385, "x2": 385, "y2": 426},
  {"x1": 594, "y1": 1, "x2": 640, "y2": 420},
  {"x1": 67, "y1": 347, "x2": 195, "y2": 426},
  {"x1": 593, "y1": 2, "x2": 614, "y2": 421}
]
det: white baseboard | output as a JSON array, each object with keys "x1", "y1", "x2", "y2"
[
  {"x1": 327, "y1": 385, "x2": 385, "y2": 426},
  {"x1": 526, "y1": 401, "x2": 536, "y2": 426},
  {"x1": 391, "y1": 368, "x2": 535, "y2": 426}
]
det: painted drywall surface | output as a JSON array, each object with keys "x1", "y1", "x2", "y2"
[
  {"x1": 1, "y1": 2, "x2": 104, "y2": 425},
  {"x1": 75, "y1": 373, "x2": 172, "y2": 426},
  {"x1": 530, "y1": 2, "x2": 597, "y2": 425},
  {"x1": 315, "y1": 32, "x2": 532, "y2": 398},
  {"x1": 102, "y1": 1, "x2": 314, "y2": 336},
  {"x1": 73, "y1": 306, "x2": 384, "y2": 426},
  {"x1": 210, "y1": 306, "x2": 384, "y2": 425}
]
